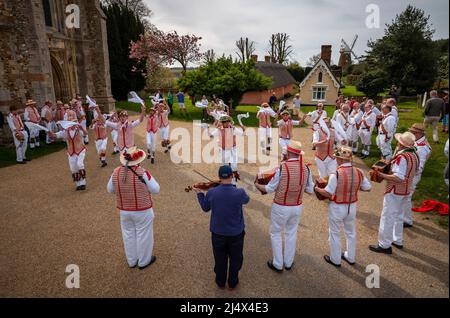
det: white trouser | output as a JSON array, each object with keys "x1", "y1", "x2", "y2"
[
  {"x1": 13, "y1": 130, "x2": 28, "y2": 162},
  {"x1": 68, "y1": 149, "x2": 86, "y2": 186},
  {"x1": 259, "y1": 127, "x2": 273, "y2": 149},
  {"x1": 80, "y1": 119, "x2": 88, "y2": 143},
  {"x1": 359, "y1": 129, "x2": 372, "y2": 155},
  {"x1": 315, "y1": 156, "x2": 337, "y2": 179},
  {"x1": 160, "y1": 126, "x2": 170, "y2": 141},
  {"x1": 95, "y1": 138, "x2": 108, "y2": 160},
  {"x1": 376, "y1": 134, "x2": 393, "y2": 160},
  {"x1": 270, "y1": 203, "x2": 303, "y2": 270},
  {"x1": 424, "y1": 116, "x2": 440, "y2": 143},
  {"x1": 28, "y1": 126, "x2": 40, "y2": 148},
  {"x1": 120, "y1": 209, "x2": 154, "y2": 268},
  {"x1": 328, "y1": 202, "x2": 357, "y2": 265},
  {"x1": 378, "y1": 192, "x2": 408, "y2": 248},
  {"x1": 403, "y1": 174, "x2": 421, "y2": 225},
  {"x1": 220, "y1": 148, "x2": 238, "y2": 171},
  {"x1": 146, "y1": 132, "x2": 158, "y2": 153},
  {"x1": 279, "y1": 138, "x2": 291, "y2": 156},
  {"x1": 45, "y1": 121, "x2": 55, "y2": 143},
  {"x1": 111, "y1": 129, "x2": 119, "y2": 151}
]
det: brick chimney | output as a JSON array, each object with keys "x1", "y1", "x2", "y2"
[
  {"x1": 321, "y1": 45, "x2": 332, "y2": 65},
  {"x1": 264, "y1": 55, "x2": 272, "y2": 63},
  {"x1": 251, "y1": 54, "x2": 258, "y2": 62}
]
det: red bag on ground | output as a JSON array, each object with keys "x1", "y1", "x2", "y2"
[{"x1": 412, "y1": 200, "x2": 449, "y2": 216}]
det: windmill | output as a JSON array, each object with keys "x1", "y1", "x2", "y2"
[{"x1": 338, "y1": 35, "x2": 360, "y2": 68}]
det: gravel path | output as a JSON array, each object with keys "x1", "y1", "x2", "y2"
[{"x1": 0, "y1": 117, "x2": 448, "y2": 298}]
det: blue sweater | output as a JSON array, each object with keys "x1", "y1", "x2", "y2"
[{"x1": 197, "y1": 184, "x2": 250, "y2": 236}]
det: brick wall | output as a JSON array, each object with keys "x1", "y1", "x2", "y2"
[{"x1": 241, "y1": 84, "x2": 294, "y2": 105}]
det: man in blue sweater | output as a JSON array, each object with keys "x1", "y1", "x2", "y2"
[{"x1": 194, "y1": 165, "x2": 250, "y2": 291}]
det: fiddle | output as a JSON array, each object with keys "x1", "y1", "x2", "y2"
[{"x1": 185, "y1": 170, "x2": 221, "y2": 192}]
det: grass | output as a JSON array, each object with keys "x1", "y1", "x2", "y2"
[
  {"x1": 360, "y1": 101, "x2": 449, "y2": 228},
  {"x1": 0, "y1": 132, "x2": 66, "y2": 168},
  {"x1": 340, "y1": 85, "x2": 389, "y2": 98}
]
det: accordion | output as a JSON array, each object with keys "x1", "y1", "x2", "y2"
[
  {"x1": 370, "y1": 160, "x2": 391, "y2": 183},
  {"x1": 255, "y1": 169, "x2": 277, "y2": 195},
  {"x1": 314, "y1": 178, "x2": 329, "y2": 201}
]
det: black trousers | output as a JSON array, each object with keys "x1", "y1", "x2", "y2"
[{"x1": 211, "y1": 231, "x2": 245, "y2": 288}]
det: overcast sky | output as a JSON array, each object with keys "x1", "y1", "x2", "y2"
[{"x1": 144, "y1": 0, "x2": 449, "y2": 66}]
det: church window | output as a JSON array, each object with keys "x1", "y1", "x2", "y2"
[{"x1": 42, "y1": 0, "x2": 52, "y2": 27}]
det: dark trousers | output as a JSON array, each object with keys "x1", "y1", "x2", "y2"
[{"x1": 211, "y1": 231, "x2": 245, "y2": 288}]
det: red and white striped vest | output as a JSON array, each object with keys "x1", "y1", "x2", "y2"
[
  {"x1": 315, "y1": 128, "x2": 335, "y2": 161},
  {"x1": 279, "y1": 119, "x2": 294, "y2": 139},
  {"x1": 55, "y1": 107, "x2": 65, "y2": 121},
  {"x1": 219, "y1": 128, "x2": 236, "y2": 150},
  {"x1": 117, "y1": 122, "x2": 135, "y2": 151},
  {"x1": 332, "y1": 166, "x2": 363, "y2": 204},
  {"x1": 147, "y1": 115, "x2": 160, "y2": 133},
  {"x1": 11, "y1": 113, "x2": 24, "y2": 130},
  {"x1": 112, "y1": 166, "x2": 153, "y2": 212},
  {"x1": 66, "y1": 128, "x2": 86, "y2": 156},
  {"x1": 26, "y1": 106, "x2": 40, "y2": 123},
  {"x1": 385, "y1": 151, "x2": 419, "y2": 196},
  {"x1": 258, "y1": 112, "x2": 271, "y2": 128},
  {"x1": 94, "y1": 123, "x2": 107, "y2": 140},
  {"x1": 159, "y1": 111, "x2": 169, "y2": 128},
  {"x1": 273, "y1": 159, "x2": 310, "y2": 206},
  {"x1": 42, "y1": 106, "x2": 53, "y2": 121}
]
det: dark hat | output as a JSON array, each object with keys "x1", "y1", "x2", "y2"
[{"x1": 218, "y1": 165, "x2": 233, "y2": 179}]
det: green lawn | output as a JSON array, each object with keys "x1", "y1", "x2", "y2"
[{"x1": 340, "y1": 85, "x2": 366, "y2": 97}]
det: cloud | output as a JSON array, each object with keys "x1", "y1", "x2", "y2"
[{"x1": 144, "y1": 0, "x2": 449, "y2": 65}]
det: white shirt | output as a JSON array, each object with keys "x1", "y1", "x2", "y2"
[
  {"x1": 210, "y1": 127, "x2": 245, "y2": 138},
  {"x1": 257, "y1": 107, "x2": 277, "y2": 118},
  {"x1": 372, "y1": 106, "x2": 382, "y2": 117},
  {"x1": 293, "y1": 98, "x2": 301, "y2": 108},
  {"x1": 7, "y1": 113, "x2": 22, "y2": 132},
  {"x1": 379, "y1": 113, "x2": 396, "y2": 138},
  {"x1": 276, "y1": 119, "x2": 301, "y2": 127},
  {"x1": 106, "y1": 120, "x2": 141, "y2": 130},
  {"x1": 445, "y1": 139, "x2": 449, "y2": 158},
  {"x1": 265, "y1": 158, "x2": 314, "y2": 194},
  {"x1": 415, "y1": 136, "x2": 432, "y2": 176},
  {"x1": 391, "y1": 152, "x2": 409, "y2": 181},
  {"x1": 55, "y1": 127, "x2": 82, "y2": 140},
  {"x1": 41, "y1": 106, "x2": 53, "y2": 119},
  {"x1": 107, "y1": 168, "x2": 160, "y2": 194},
  {"x1": 360, "y1": 111, "x2": 377, "y2": 132},
  {"x1": 307, "y1": 110, "x2": 328, "y2": 124},
  {"x1": 324, "y1": 163, "x2": 372, "y2": 195}
]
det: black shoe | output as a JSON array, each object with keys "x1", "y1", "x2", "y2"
[
  {"x1": 129, "y1": 263, "x2": 138, "y2": 269},
  {"x1": 324, "y1": 255, "x2": 341, "y2": 268},
  {"x1": 112, "y1": 151, "x2": 119, "y2": 155},
  {"x1": 147, "y1": 154, "x2": 151, "y2": 159},
  {"x1": 164, "y1": 149, "x2": 169, "y2": 154},
  {"x1": 151, "y1": 158, "x2": 155, "y2": 164},
  {"x1": 369, "y1": 245, "x2": 392, "y2": 254},
  {"x1": 139, "y1": 256, "x2": 157, "y2": 270},
  {"x1": 17, "y1": 161, "x2": 26, "y2": 165},
  {"x1": 24, "y1": 158, "x2": 31, "y2": 162},
  {"x1": 79, "y1": 185, "x2": 86, "y2": 191},
  {"x1": 284, "y1": 263, "x2": 294, "y2": 271},
  {"x1": 76, "y1": 186, "x2": 82, "y2": 191},
  {"x1": 341, "y1": 254, "x2": 355, "y2": 266},
  {"x1": 101, "y1": 162, "x2": 108, "y2": 168},
  {"x1": 392, "y1": 242, "x2": 404, "y2": 249},
  {"x1": 267, "y1": 261, "x2": 283, "y2": 273},
  {"x1": 403, "y1": 223, "x2": 413, "y2": 228}
]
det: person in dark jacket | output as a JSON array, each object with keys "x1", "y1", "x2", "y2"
[{"x1": 194, "y1": 165, "x2": 250, "y2": 291}]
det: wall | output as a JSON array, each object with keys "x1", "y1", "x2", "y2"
[
  {"x1": 299, "y1": 67, "x2": 339, "y2": 106},
  {"x1": 241, "y1": 84, "x2": 294, "y2": 105}
]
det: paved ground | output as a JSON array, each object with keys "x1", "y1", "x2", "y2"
[{"x1": 0, "y1": 117, "x2": 448, "y2": 298}]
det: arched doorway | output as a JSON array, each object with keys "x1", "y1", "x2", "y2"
[{"x1": 51, "y1": 55, "x2": 69, "y2": 102}]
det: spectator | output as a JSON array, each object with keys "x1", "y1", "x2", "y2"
[
  {"x1": 442, "y1": 94, "x2": 449, "y2": 133},
  {"x1": 445, "y1": 139, "x2": 449, "y2": 189},
  {"x1": 176, "y1": 91, "x2": 187, "y2": 117},
  {"x1": 292, "y1": 94, "x2": 301, "y2": 118},
  {"x1": 424, "y1": 90, "x2": 445, "y2": 144},
  {"x1": 269, "y1": 92, "x2": 277, "y2": 108},
  {"x1": 167, "y1": 90, "x2": 174, "y2": 115},
  {"x1": 194, "y1": 165, "x2": 250, "y2": 291},
  {"x1": 389, "y1": 85, "x2": 400, "y2": 103}
]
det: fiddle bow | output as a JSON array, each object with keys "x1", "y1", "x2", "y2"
[{"x1": 185, "y1": 170, "x2": 221, "y2": 192}]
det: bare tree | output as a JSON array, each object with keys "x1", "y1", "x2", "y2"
[
  {"x1": 307, "y1": 53, "x2": 321, "y2": 67},
  {"x1": 235, "y1": 37, "x2": 256, "y2": 63},
  {"x1": 267, "y1": 33, "x2": 294, "y2": 64},
  {"x1": 203, "y1": 49, "x2": 216, "y2": 64},
  {"x1": 101, "y1": 0, "x2": 152, "y2": 19}
]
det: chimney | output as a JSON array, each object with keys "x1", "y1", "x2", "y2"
[
  {"x1": 251, "y1": 54, "x2": 258, "y2": 62},
  {"x1": 321, "y1": 45, "x2": 332, "y2": 65},
  {"x1": 264, "y1": 55, "x2": 272, "y2": 63}
]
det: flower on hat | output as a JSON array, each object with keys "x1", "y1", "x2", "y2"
[{"x1": 123, "y1": 149, "x2": 145, "y2": 162}]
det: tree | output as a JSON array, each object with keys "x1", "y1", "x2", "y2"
[
  {"x1": 267, "y1": 33, "x2": 294, "y2": 64},
  {"x1": 146, "y1": 66, "x2": 177, "y2": 92},
  {"x1": 177, "y1": 57, "x2": 272, "y2": 108},
  {"x1": 356, "y1": 69, "x2": 389, "y2": 98},
  {"x1": 101, "y1": 0, "x2": 151, "y2": 19},
  {"x1": 102, "y1": 3, "x2": 147, "y2": 100},
  {"x1": 364, "y1": 5, "x2": 438, "y2": 94},
  {"x1": 235, "y1": 37, "x2": 256, "y2": 63},
  {"x1": 306, "y1": 54, "x2": 321, "y2": 67},
  {"x1": 286, "y1": 62, "x2": 305, "y2": 83},
  {"x1": 203, "y1": 49, "x2": 216, "y2": 64},
  {"x1": 130, "y1": 30, "x2": 203, "y2": 74}
]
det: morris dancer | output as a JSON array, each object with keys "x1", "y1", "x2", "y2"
[
  {"x1": 369, "y1": 132, "x2": 419, "y2": 254},
  {"x1": 209, "y1": 115, "x2": 245, "y2": 183},
  {"x1": 336, "y1": 103, "x2": 352, "y2": 145},
  {"x1": 73, "y1": 99, "x2": 89, "y2": 144},
  {"x1": 24, "y1": 99, "x2": 41, "y2": 149},
  {"x1": 313, "y1": 118, "x2": 337, "y2": 179},
  {"x1": 275, "y1": 110, "x2": 305, "y2": 161},
  {"x1": 349, "y1": 102, "x2": 363, "y2": 154},
  {"x1": 41, "y1": 101, "x2": 55, "y2": 144},
  {"x1": 146, "y1": 107, "x2": 160, "y2": 164},
  {"x1": 48, "y1": 111, "x2": 89, "y2": 191},
  {"x1": 105, "y1": 104, "x2": 146, "y2": 152},
  {"x1": 158, "y1": 102, "x2": 171, "y2": 153},
  {"x1": 55, "y1": 101, "x2": 65, "y2": 131},
  {"x1": 358, "y1": 101, "x2": 377, "y2": 159},
  {"x1": 254, "y1": 141, "x2": 314, "y2": 272},
  {"x1": 403, "y1": 124, "x2": 432, "y2": 228},
  {"x1": 107, "y1": 147, "x2": 160, "y2": 269},
  {"x1": 91, "y1": 105, "x2": 108, "y2": 167},
  {"x1": 257, "y1": 103, "x2": 277, "y2": 154},
  {"x1": 7, "y1": 106, "x2": 29, "y2": 164},
  {"x1": 108, "y1": 112, "x2": 120, "y2": 155},
  {"x1": 376, "y1": 104, "x2": 396, "y2": 161},
  {"x1": 306, "y1": 103, "x2": 328, "y2": 132},
  {"x1": 315, "y1": 146, "x2": 372, "y2": 267}
]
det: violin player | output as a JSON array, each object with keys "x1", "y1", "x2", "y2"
[{"x1": 193, "y1": 165, "x2": 250, "y2": 291}]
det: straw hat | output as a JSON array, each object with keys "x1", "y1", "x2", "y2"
[
  {"x1": 120, "y1": 147, "x2": 146, "y2": 167},
  {"x1": 280, "y1": 110, "x2": 290, "y2": 116},
  {"x1": 63, "y1": 103, "x2": 70, "y2": 109},
  {"x1": 287, "y1": 141, "x2": 305, "y2": 155},
  {"x1": 219, "y1": 115, "x2": 233, "y2": 124},
  {"x1": 261, "y1": 103, "x2": 270, "y2": 108},
  {"x1": 395, "y1": 132, "x2": 416, "y2": 148},
  {"x1": 25, "y1": 99, "x2": 36, "y2": 106},
  {"x1": 56, "y1": 100, "x2": 63, "y2": 105},
  {"x1": 334, "y1": 146, "x2": 353, "y2": 161},
  {"x1": 409, "y1": 123, "x2": 426, "y2": 134},
  {"x1": 118, "y1": 110, "x2": 129, "y2": 117}
]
